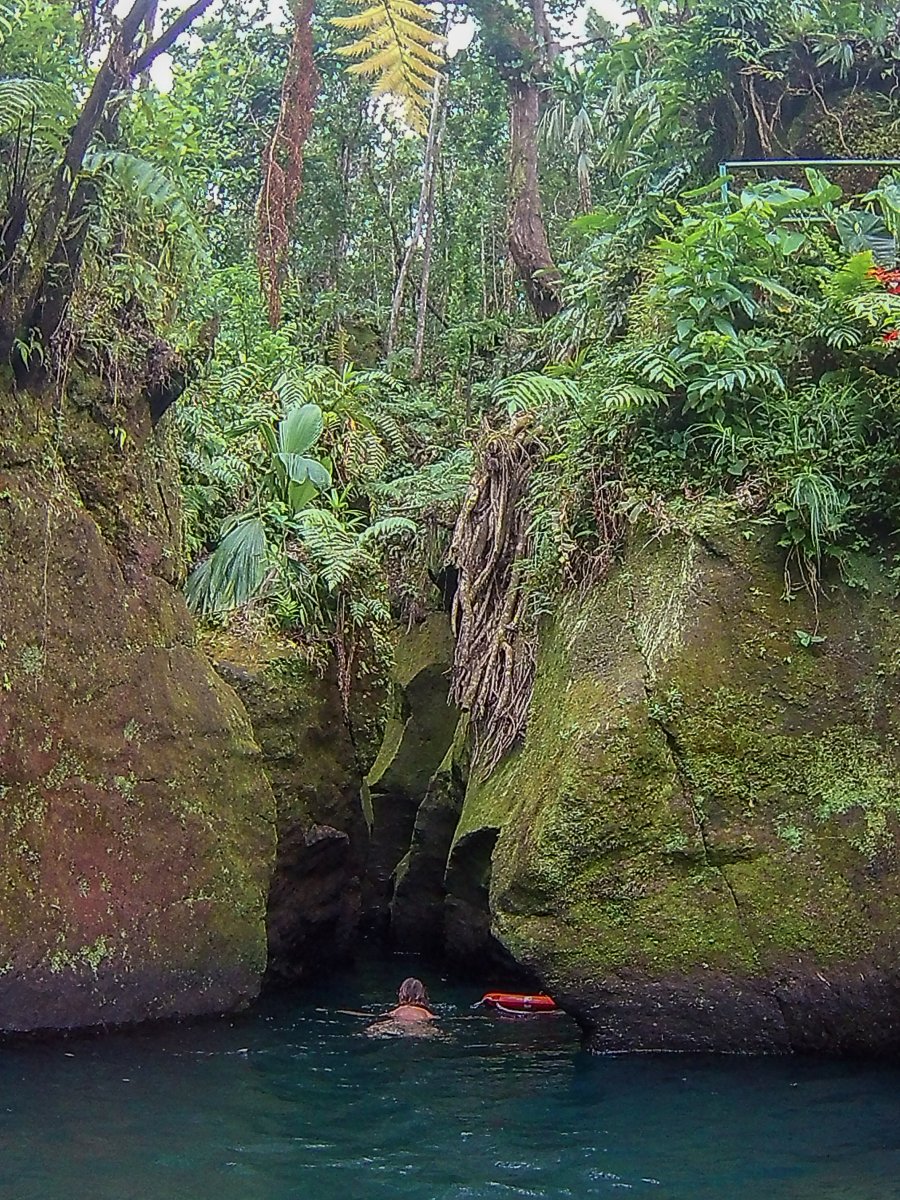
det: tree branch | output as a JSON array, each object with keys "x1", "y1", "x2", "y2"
[
  {"x1": 24, "y1": 0, "x2": 154, "y2": 274},
  {"x1": 132, "y1": 0, "x2": 216, "y2": 75}
]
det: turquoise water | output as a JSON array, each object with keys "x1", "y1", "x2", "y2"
[{"x1": 2, "y1": 958, "x2": 899, "y2": 1200}]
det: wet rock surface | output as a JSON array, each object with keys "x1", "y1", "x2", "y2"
[
  {"x1": 212, "y1": 644, "x2": 374, "y2": 985},
  {"x1": 451, "y1": 525, "x2": 900, "y2": 1052},
  {"x1": 0, "y1": 377, "x2": 275, "y2": 1032},
  {"x1": 363, "y1": 615, "x2": 458, "y2": 936}
]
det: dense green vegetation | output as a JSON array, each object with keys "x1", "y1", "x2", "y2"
[{"x1": 4, "y1": 0, "x2": 900, "y2": 762}]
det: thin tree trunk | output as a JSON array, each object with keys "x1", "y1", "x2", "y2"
[
  {"x1": 469, "y1": 0, "x2": 562, "y2": 321},
  {"x1": 412, "y1": 100, "x2": 448, "y2": 374},
  {"x1": 325, "y1": 137, "x2": 355, "y2": 290},
  {"x1": 386, "y1": 76, "x2": 443, "y2": 354},
  {"x1": 479, "y1": 222, "x2": 487, "y2": 318},
  {"x1": 412, "y1": 81, "x2": 447, "y2": 377},
  {"x1": 491, "y1": 226, "x2": 499, "y2": 312},
  {"x1": 363, "y1": 159, "x2": 403, "y2": 273}
]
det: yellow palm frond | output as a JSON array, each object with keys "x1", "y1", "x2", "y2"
[{"x1": 333, "y1": 0, "x2": 444, "y2": 134}]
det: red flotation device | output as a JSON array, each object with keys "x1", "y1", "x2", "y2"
[{"x1": 480, "y1": 991, "x2": 559, "y2": 1014}]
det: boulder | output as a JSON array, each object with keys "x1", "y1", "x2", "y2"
[
  {"x1": 391, "y1": 720, "x2": 468, "y2": 952},
  {"x1": 363, "y1": 614, "x2": 458, "y2": 931},
  {"x1": 0, "y1": 375, "x2": 275, "y2": 1031}
]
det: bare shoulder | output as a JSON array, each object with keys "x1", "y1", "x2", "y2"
[{"x1": 387, "y1": 1004, "x2": 436, "y2": 1021}]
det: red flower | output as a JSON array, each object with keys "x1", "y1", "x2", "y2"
[
  {"x1": 872, "y1": 266, "x2": 900, "y2": 295},
  {"x1": 883, "y1": 329, "x2": 900, "y2": 343}
]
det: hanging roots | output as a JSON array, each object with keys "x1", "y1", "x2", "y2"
[
  {"x1": 449, "y1": 415, "x2": 541, "y2": 777},
  {"x1": 256, "y1": 0, "x2": 319, "y2": 328}
]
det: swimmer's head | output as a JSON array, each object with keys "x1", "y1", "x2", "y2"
[{"x1": 398, "y1": 977, "x2": 430, "y2": 1007}]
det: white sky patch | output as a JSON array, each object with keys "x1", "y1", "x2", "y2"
[
  {"x1": 584, "y1": 0, "x2": 627, "y2": 30},
  {"x1": 145, "y1": 0, "x2": 628, "y2": 93},
  {"x1": 150, "y1": 54, "x2": 174, "y2": 91}
]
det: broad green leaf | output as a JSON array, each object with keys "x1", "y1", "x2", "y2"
[
  {"x1": 778, "y1": 230, "x2": 806, "y2": 255},
  {"x1": 278, "y1": 451, "x2": 331, "y2": 487},
  {"x1": 278, "y1": 403, "x2": 324, "y2": 456},
  {"x1": 288, "y1": 479, "x2": 318, "y2": 513}
]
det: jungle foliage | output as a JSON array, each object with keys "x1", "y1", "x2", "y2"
[{"x1": 5, "y1": 0, "x2": 900, "y2": 763}]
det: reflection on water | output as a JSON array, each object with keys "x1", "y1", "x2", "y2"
[{"x1": 0, "y1": 957, "x2": 898, "y2": 1200}]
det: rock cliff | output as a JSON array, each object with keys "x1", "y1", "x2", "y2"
[
  {"x1": 7, "y1": 364, "x2": 900, "y2": 1057},
  {"x1": 210, "y1": 637, "x2": 377, "y2": 985},
  {"x1": 0, "y1": 373, "x2": 275, "y2": 1031},
  {"x1": 448, "y1": 523, "x2": 900, "y2": 1052}
]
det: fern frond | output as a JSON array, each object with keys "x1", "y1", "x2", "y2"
[
  {"x1": 0, "y1": 77, "x2": 70, "y2": 148},
  {"x1": 820, "y1": 321, "x2": 863, "y2": 349},
  {"x1": 0, "y1": 77, "x2": 46, "y2": 131},
  {"x1": 82, "y1": 149, "x2": 205, "y2": 254},
  {"x1": 343, "y1": 427, "x2": 388, "y2": 482},
  {"x1": 359, "y1": 515, "x2": 417, "y2": 546},
  {"x1": 273, "y1": 372, "x2": 311, "y2": 411},
  {"x1": 599, "y1": 383, "x2": 665, "y2": 411},
  {"x1": 333, "y1": 0, "x2": 444, "y2": 134},
  {"x1": 294, "y1": 508, "x2": 364, "y2": 590},
  {"x1": 492, "y1": 371, "x2": 581, "y2": 416}
]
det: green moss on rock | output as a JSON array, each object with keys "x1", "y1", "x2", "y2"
[
  {"x1": 208, "y1": 634, "x2": 374, "y2": 983},
  {"x1": 449, "y1": 524, "x2": 900, "y2": 1052},
  {"x1": 0, "y1": 379, "x2": 276, "y2": 1033}
]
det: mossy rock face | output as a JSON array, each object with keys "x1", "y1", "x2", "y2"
[
  {"x1": 390, "y1": 718, "x2": 469, "y2": 953},
  {"x1": 787, "y1": 90, "x2": 900, "y2": 197},
  {"x1": 210, "y1": 637, "x2": 370, "y2": 983},
  {"x1": 451, "y1": 525, "x2": 900, "y2": 1052},
  {"x1": 0, "y1": 380, "x2": 276, "y2": 1032},
  {"x1": 363, "y1": 614, "x2": 459, "y2": 932}
]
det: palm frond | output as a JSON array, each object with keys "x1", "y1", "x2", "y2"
[
  {"x1": 333, "y1": 0, "x2": 443, "y2": 134},
  {"x1": 184, "y1": 516, "x2": 268, "y2": 614}
]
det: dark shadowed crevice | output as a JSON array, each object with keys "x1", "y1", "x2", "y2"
[
  {"x1": 444, "y1": 827, "x2": 540, "y2": 987},
  {"x1": 265, "y1": 823, "x2": 359, "y2": 986},
  {"x1": 363, "y1": 661, "x2": 459, "y2": 936}
]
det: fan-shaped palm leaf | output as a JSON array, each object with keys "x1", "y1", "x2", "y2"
[{"x1": 185, "y1": 516, "x2": 268, "y2": 614}]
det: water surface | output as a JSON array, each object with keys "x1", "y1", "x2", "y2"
[{"x1": 1, "y1": 958, "x2": 898, "y2": 1199}]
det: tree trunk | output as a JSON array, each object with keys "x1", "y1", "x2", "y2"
[
  {"x1": 469, "y1": 0, "x2": 561, "y2": 321},
  {"x1": 256, "y1": 0, "x2": 319, "y2": 327},
  {"x1": 387, "y1": 76, "x2": 443, "y2": 355},
  {"x1": 508, "y1": 76, "x2": 561, "y2": 319},
  {"x1": 1, "y1": 0, "x2": 154, "y2": 357},
  {"x1": 412, "y1": 81, "x2": 447, "y2": 376},
  {"x1": 1, "y1": 0, "x2": 217, "y2": 361}
]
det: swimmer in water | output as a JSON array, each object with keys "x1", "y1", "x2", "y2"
[
  {"x1": 365, "y1": 977, "x2": 439, "y2": 1037},
  {"x1": 387, "y1": 977, "x2": 436, "y2": 1022}
]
